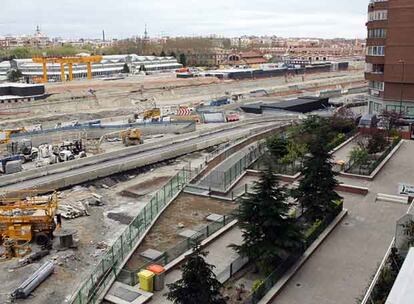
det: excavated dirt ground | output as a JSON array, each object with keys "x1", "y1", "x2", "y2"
[{"x1": 125, "y1": 193, "x2": 237, "y2": 271}]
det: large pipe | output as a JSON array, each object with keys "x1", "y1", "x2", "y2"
[{"x1": 11, "y1": 260, "x2": 55, "y2": 299}]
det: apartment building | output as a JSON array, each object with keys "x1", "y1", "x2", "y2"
[{"x1": 366, "y1": 0, "x2": 414, "y2": 117}]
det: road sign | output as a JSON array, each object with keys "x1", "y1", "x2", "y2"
[{"x1": 398, "y1": 183, "x2": 414, "y2": 197}]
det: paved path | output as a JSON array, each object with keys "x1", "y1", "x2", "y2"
[
  {"x1": 198, "y1": 142, "x2": 258, "y2": 191},
  {"x1": 270, "y1": 141, "x2": 414, "y2": 304},
  {"x1": 332, "y1": 137, "x2": 359, "y2": 163},
  {"x1": 150, "y1": 226, "x2": 242, "y2": 303}
]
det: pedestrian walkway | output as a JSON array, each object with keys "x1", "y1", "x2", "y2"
[
  {"x1": 270, "y1": 142, "x2": 414, "y2": 304},
  {"x1": 332, "y1": 137, "x2": 359, "y2": 164},
  {"x1": 150, "y1": 226, "x2": 242, "y2": 303}
]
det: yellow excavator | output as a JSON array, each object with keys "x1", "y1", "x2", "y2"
[
  {"x1": 120, "y1": 128, "x2": 144, "y2": 147},
  {"x1": 0, "y1": 128, "x2": 26, "y2": 144}
]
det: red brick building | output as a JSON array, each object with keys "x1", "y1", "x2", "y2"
[{"x1": 366, "y1": 0, "x2": 414, "y2": 117}]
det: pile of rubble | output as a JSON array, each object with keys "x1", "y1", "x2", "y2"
[{"x1": 59, "y1": 186, "x2": 104, "y2": 219}]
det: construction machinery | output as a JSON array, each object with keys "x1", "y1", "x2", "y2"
[
  {"x1": 120, "y1": 128, "x2": 144, "y2": 147},
  {"x1": 32, "y1": 55, "x2": 103, "y2": 83},
  {"x1": 7, "y1": 139, "x2": 39, "y2": 163},
  {"x1": 134, "y1": 108, "x2": 161, "y2": 122},
  {"x1": 0, "y1": 128, "x2": 26, "y2": 144},
  {"x1": 0, "y1": 193, "x2": 59, "y2": 247}
]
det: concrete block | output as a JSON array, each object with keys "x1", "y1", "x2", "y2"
[
  {"x1": 140, "y1": 248, "x2": 164, "y2": 261},
  {"x1": 178, "y1": 229, "x2": 202, "y2": 239},
  {"x1": 206, "y1": 214, "x2": 224, "y2": 222}
]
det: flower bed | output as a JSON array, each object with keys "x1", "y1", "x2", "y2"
[{"x1": 345, "y1": 137, "x2": 401, "y2": 176}]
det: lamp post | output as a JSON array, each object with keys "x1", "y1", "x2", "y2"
[{"x1": 398, "y1": 59, "x2": 405, "y2": 115}]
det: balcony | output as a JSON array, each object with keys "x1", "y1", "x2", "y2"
[
  {"x1": 366, "y1": 56, "x2": 385, "y2": 65},
  {"x1": 368, "y1": 0, "x2": 388, "y2": 11},
  {"x1": 365, "y1": 72, "x2": 384, "y2": 82}
]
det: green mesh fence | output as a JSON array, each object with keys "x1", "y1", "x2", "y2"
[
  {"x1": 117, "y1": 214, "x2": 236, "y2": 286},
  {"x1": 70, "y1": 166, "x2": 192, "y2": 304}
]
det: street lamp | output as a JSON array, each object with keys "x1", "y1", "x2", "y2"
[{"x1": 398, "y1": 59, "x2": 405, "y2": 115}]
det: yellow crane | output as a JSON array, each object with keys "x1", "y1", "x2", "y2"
[{"x1": 32, "y1": 55, "x2": 103, "y2": 83}]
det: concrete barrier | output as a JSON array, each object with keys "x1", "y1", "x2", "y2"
[
  {"x1": 9, "y1": 121, "x2": 196, "y2": 146},
  {"x1": 0, "y1": 117, "x2": 288, "y2": 189}
]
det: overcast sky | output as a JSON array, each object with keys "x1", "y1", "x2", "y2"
[{"x1": 1, "y1": 0, "x2": 367, "y2": 39}]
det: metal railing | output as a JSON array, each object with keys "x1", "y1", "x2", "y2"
[
  {"x1": 70, "y1": 165, "x2": 193, "y2": 304},
  {"x1": 117, "y1": 214, "x2": 237, "y2": 286},
  {"x1": 198, "y1": 142, "x2": 266, "y2": 192},
  {"x1": 216, "y1": 256, "x2": 249, "y2": 284},
  {"x1": 344, "y1": 138, "x2": 401, "y2": 176}
]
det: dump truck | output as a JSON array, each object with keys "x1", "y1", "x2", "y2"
[
  {"x1": 120, "y1": 128, "x2": 144, "y2": 146},
  {"x1": 0, "y1": 193, "x2": 58, "y2": 246}
]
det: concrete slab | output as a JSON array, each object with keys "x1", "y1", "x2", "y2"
[
  {"x1": 105, "y1": 282, "x2": 153, "y2": 304},
  {"x1": 206, "y1": 213, "x2": 224, "y2": 222},
  {"x1": 178, "y1": 229, "x2": 201, "y2": 239},
  {"x1": 140, "y1": 249, "x2": 164, "y2": 261}
]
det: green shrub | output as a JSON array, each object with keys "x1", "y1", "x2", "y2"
[
  {"x1": 367, "y1": 132, "x2": 388, "y2": 154},
  {"x1": 252, "y1": 279, "x2": 264, "y2": 292},
  {"x1": 330, "y1": 133, "x2": 346, "y2": 150},
  {"x1": 304, "y1": 220, "x2": 322, "y2": 239},
  {"x1": 349, "y1": 146, "x2": 370, "y2": 166}
]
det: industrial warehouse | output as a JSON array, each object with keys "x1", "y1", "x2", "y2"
[{"x1": 3, "y1": 54, "x2": 183, "y2": 82}]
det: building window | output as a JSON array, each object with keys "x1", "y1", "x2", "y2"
[
  {"x1": 366, "y1": 63, "x2": 385, "y2": 73},
  {"x1": 368, "y1": 10, "x2": 388, "y2": 21},
  {"x1": 369, "y1": 81, "x2": 384, "y2": 91},
  {"x1": 368, "y1": 28, "x2": 387, "y2": 38},
  {"x1": 386, "y1": 105, "x2": 403, "y2": 113},
  {"x1": 374, "y1": 102, "x2": 382, "y2": 113},
  {"x1": 366, "y1": 46, "x2": 385, "y2": 56},
  {"x1": 407, "y1": 107, "x2": 414, "y2": 117}
]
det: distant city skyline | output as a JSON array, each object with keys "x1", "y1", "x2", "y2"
[{"x1": 1, "y1": 0, "x2": 367, "y2": 39}]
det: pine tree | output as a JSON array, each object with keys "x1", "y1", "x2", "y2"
[
  {"x1": 294, "y1": 124, "x2": 341, "y2": 221},
  {"x1": 121, "y1": 63, "x2": 130, "y2": 74},
  {"x1": 266, "y1": 134, "x2": 288, "y2": 161},
  {"x1": 233, "y1": 167, "x2": 303, "y2": 272},
  {"x1": 166, "y1": 244, "x2": 226, "y2": 304},
  {"x1": 179, "y1": 53, "x2": 187, "y2": 67}
]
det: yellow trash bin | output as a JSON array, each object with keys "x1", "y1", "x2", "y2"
[{"x1": 138, "y1": 270, "x2": 155, "y2": 292}]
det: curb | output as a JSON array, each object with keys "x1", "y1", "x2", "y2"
[{"x1": 339, "y1": 139, "x2": 404, "y2": 181}]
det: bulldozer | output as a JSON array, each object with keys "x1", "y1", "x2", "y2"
[
  {"x1": 120, "y1": 128, "x2": 144, "y2": 147},
  {"x1": 0, "y1": 193, "x2": 59, "y2": 250}
]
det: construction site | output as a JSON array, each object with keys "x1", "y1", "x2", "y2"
[{"x1": 0, "y1": 57, "x2": 368, "y2": 304}]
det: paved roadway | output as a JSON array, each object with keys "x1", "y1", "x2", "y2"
[{"x1": 0, "y1": 121, "x2": 282, "y2": 193}]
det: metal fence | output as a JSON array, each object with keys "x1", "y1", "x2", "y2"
[
  {"x1": 70, "y1": 165, "x2": 193, "y2": 304},
  {"x1": 117, "y1": 214, "x2": 237, "y2": 286},
  {"x1": 243, "y1": 201, "x2": 344, "y2": 304},
  {"x1": 199, "y1": 142, "x2": 266, "y2": 192},
  {"x1": 216, "y1": 256, "x2": 249, "y2": 284}
]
